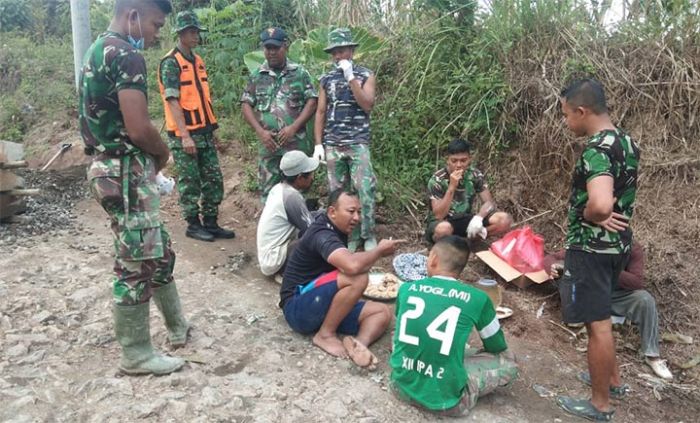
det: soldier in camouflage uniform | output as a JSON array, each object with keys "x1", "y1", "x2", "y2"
[
  {"x1": 314, "y1": 28, "x2": 378, "y2": 251},
  {"x1": 241, "y1": 27, "x2": 318, "y2": 202},
  {"x1": 78, "y1": 0, "x2": 188, "y2": 376},
  {"x1": 555, "y1": 79, "x2": 640, "y2": 421},
  {"x1": 426, "y1": 138, "x2": 512, "y2": 244},
  {"x1": 158, "y1": 10, "x2": 234, "y2": 242}
]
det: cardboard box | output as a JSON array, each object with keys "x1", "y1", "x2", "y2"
[{"x1": 475, "y1": 250, "x2": 550, "y2": 289}]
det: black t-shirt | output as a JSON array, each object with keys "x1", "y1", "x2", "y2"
[{"x1": 280, "y1": 213, "x2": 348, "y2": 307}]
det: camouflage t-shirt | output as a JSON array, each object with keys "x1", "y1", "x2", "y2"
[
  {"x1": 565, "y1": 128, "x2": 640, "y2": 254},
  {"x1": 240, "y1": 60, "x2": 318, "y2": 155},
  {"x1": 79, "y1": 31, "x2": 147, "y2": 156},
  {"x1": 427, "y1": 166, "x2": 487, "y2": 222},
  {"x1": 319, "y1": 65, "x2": 372, "y2": 146}
]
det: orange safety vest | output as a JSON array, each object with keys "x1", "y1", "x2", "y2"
[{"x1": 158, "y1": 49, "x2": 218, "y2": 137}]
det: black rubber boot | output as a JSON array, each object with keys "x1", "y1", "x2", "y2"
[
  {"x1": 185, "y1": 216, "x2": 214, "y2": 242},
  {"x1": 203, "y1": 216, "x2": 236, "y2": 239}
]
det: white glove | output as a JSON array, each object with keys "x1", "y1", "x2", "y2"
[
  {"x1": 313, "y1": 144, "x2": 325, "y2": 162},
  {"x1": 467, "y1": 215, "x2": 487, "y2": 239},
  {"x1": 337, "y1": 59, "x2": 355, "y2": 82},
  {"x1": 156, "y1": 172, "x2": 175, "y2": 196}
]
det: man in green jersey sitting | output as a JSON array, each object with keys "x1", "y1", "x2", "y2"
[{"x1": 390, "y1": 235, "x2": 518, "y2": 416}]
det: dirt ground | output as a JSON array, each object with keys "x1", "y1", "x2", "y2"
[{"x1": 1, "y1": 151, "x2": 698, "y2": 422}]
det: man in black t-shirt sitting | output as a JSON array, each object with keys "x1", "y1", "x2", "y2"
[{"x1": 280, "y1": 189, "x2": 404, "y2": 364}]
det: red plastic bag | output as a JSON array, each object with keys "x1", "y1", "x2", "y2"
[{"x1": 490, "y1": 226, "x2": 545, "y2": 273}]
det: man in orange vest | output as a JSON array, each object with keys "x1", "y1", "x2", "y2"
[{"x1": 158, "y1": 10, "x2": 234, "y2": 241}]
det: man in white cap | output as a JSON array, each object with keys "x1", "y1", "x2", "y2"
[{"x1": 257, "y1": 150, "x2": 320, "y2": 280}]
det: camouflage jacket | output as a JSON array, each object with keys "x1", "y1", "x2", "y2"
[
  {"x1": 566, "y1": 128, "x2": 640, "y2": 254},
  {"x1": 427, "y1": 166, "x2": 487, "y2": 223},
  {"x1": 240, "y1": 60, "x2": 317, "y2": 153},
  {"x1": 320, "y1": 65, "x2": 372, "y2": 146},
  {"x1": 79, "y1": 31, "x2": 147, "y2": 156}
]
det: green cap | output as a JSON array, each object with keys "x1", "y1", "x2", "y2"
[
  {"x1": 173, "y1": 11, "x2": 207, "y2": 33},
  {"x1": 323, "y1": 28, "x2": 359, "y2": 53}
]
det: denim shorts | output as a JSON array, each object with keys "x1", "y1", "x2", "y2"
[{"x1": 283, "y1": 271, "x2": 366, "y2": 335}]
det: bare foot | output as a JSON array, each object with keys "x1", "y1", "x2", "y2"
[
  {"x1": 313, "y1": 333, "x2": 348, "y2": 358},
  {"x1": 343, "y1": 336, "x2": 377, "y2": 369}
]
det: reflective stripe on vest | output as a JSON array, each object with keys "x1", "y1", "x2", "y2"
[{"x1": 158, "y1": 49, "x2": 217, "y2": 137}]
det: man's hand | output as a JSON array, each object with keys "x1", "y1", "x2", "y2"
[
  {"x1": 549, "y1": 262, "x2": 564, "y2": 279},
  {"x1": 182, "y1": 135, "x2": 197, "y2": 156},
  {"x1": 376, "y1": 238, "x2": 406, "y2": 257},
  {"x1": 594, "y1": 212, "x2": 629, "y2": 233},
  {"x1": 467, "y1": 215, "x2": 487, "y2": 239},
  {"x1": 449, "y1": 169, "x2": 464, "y2": 188},
  {"x1": 313, "y1": 144, "x2": 325, "y2": 161},
  {"x1": 337, "y1": 59, "x2": 355, "y2": 82},
  {"x1": 277, "y1": 125, "x2": 298, "y2": 145},
  {"x1": 257, "y1": 128, "x2": 277, "y2": 152}
]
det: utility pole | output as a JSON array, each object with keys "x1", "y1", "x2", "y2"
[{"x1": 69, "y1": 0, "x2": 92, "y2": 89}]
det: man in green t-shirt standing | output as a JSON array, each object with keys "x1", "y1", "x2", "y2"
[
  {"x1": 555, "y1": 79, "x2": 640, "y2": 421},
  {"x1": 390, "y1": 236, "x2": 518, "y2": 416}
]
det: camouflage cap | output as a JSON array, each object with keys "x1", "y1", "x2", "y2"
[
  {"x1": 323, "y1": 28, "x2": 359, "y2": 53},
  {"x1": 261, "y1": 27, "x2": 288, "y2": 47},
  {"x1": 173, "y1": 11, "x2": 207, "y2": 33}
]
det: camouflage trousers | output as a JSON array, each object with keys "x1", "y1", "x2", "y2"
[
  {"x1": 325, "y1": 143, "x2": 376, "y2": 241},
  {"x1": 392, "y1": 350, "x2": 518, "y2": 416},
  {"x1": 88, "y1": 152, "x2": 176, "y2": 306},
  {"x1": 170, "y1": 133, "x2": 224, "y2": 219}
]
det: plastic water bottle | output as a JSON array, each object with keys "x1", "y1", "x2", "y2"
[{"x1": 476, "y1": 278, "x2": 502, "y2": 308}]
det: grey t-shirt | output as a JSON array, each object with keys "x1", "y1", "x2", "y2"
[{"x1": 257, "y1": 183, "x2": 313, "y2": 275}]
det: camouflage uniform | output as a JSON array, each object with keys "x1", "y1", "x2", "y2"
[
  {"x1": 425, "y1": 166, "x2": 487, "y2": 240},
  {"x1": 79, "y1": 31, "x2": 175, "y2": 305},
  {"x1": 240, "y1": 60, "x2": 317, "y2": 200},
  {"x1": 320, "y1": 65, "x2": 375, "y2": 241},
  {"x1": 159, "y1": 51, "x2": 223, "y2": 220},
  {"x1": 565, "y1": 128, "x2": 640, "y2": 254}
]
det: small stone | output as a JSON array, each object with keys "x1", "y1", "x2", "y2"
[
  {"x1": 33, "y1": 310, "x2": 55, "y2": 324},
  {"x1": 5, "y1": 343, "x2": 28, "y2": 358},
  {"x1": 199, "y1": 386, "x2": 225, "y2": 407}
]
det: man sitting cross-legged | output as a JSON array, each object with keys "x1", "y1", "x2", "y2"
[
  {"x1": 426, "y1": 138, "x2": 512, "y2": 244},
  {"x1": 390, "y1": 235, "x2": 518, "y2": 416},
  {"x1": 279, "y1": 188, "x2": 404, "y2": 365}
]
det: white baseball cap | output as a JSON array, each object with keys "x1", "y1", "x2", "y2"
[{"x1": 280, "y1": 150, "x2": 320, "y2": 176}]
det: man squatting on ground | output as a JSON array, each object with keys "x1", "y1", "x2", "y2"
[
  {"x1": 158, "y1": 10, "x2": 234, "y2": 242},
  {"x1": 279, "y1": 189, "x2": 404, "y2": 365},
  {"x1": 390, "y1": 236, "x2": 518, "y2": 416},
  {"x1": 555, "y1": 78, "x2": 640, "y2": 421},
  {"x1": 79, "y1": 0, "x2": 189, "y2": 375},
  {"x1": 257, "y1": 150, "x2": 320, "y2": 279},
  {"x1": 314, "y1": 28, "x2": 379, "y2": 252},
  {"x1": 426, "y1": 138, "x2": 512, "y2": 244},
  {"x1": 545, "y1": 242, "x2": 672, "y2": 380},
  {"x1": 241, "y1": 27, "x2": 318, "y2": 202}
]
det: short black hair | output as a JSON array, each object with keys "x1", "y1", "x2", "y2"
[
  {"x1": 328, "y1": 188, "x2": 358, "y2": 208},
  {"x1": 432, "y1": 235, "x2": 470, "y2": 274},
  {"x1": 446, "y1": 138, "x2": 472, "y2": 155},
  {"x1": 115, "y1": 0, "x2": 173, "y2": 14},
  {"x1": 283, "y1": 171, "x2": 312, "y2": 184},
  {"x1": 560, "y1": 78, "x2": 608, "y2": 114}
]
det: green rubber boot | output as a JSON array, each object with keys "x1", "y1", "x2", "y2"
[
  {"x1": 152, "y1": 282, "x2": 190, "y2": 348},
  {"x1": 113, "y1": 303, "x2": 185, "y2": 375}
]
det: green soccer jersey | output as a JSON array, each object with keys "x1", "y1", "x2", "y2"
[
  {"x1": 390, "y1": 276, "x2": 507, "y2": 411},
  {"x1": 565, "y1": 128, "x2": 640, "y2": 254}
]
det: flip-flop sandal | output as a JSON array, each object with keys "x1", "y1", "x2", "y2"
[
  {"x1": 577, "y1": 371, "x2": 630, "y2": 399},
  {"x1": 342, "y1": 336, "x2": 377, "y2": 369},
  {"x1": 556, "y1": 396, "x2": 614, "y2": 421}
]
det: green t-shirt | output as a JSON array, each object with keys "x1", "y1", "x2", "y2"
[
  {"x1": 78, "y1": 31, "x2": 147, "y2": 155},
  {"x1": 427, "y1": 166, "x2": 487, "y2": 223},
  {"x1": 390, "y1": 276, "x2": 507, "y2": 411},
  {"x1": 565, "y1": 128, "x2": 640, "y2": 254}
]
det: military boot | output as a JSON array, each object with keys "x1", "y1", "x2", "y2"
[
  {"x1": 186, "y1": 216, "x2": 214, "y2": 242},
  {"x1": 152, "y1": 282, "x2": 190, "y2": 348},
  {"x1": 113, "y1": 303, "x2": 185, "y2": 375},
  {"x1": 203, "y1": 216, "x2": 235, "y2": 239}
]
